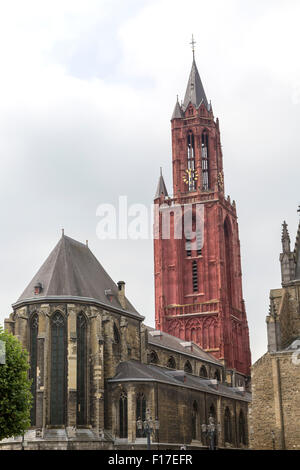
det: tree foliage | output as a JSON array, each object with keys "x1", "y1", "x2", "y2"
[{"x1": 0, "y1": 326, "x2": 32, "y2": 440}]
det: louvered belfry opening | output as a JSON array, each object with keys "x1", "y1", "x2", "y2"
[
  {"x1": 192, "y1": 260, "x2": 198, "y2": 292},
  {"x1": 77, "y1": 312, "x2": 87, "y2": 425},
  {"x1": 50, "y1": 312, "x2": 66, "y2": 425},
  {"x1": 187, "y1": 131, "x2": 196, "y2": 191},
  {"x1": 201, "y1": 131, "x2": 209, "y2": 190}
]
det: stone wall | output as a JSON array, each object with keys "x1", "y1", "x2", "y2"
[
  {"x1": 250, "y1": 351, "x2": 300, "y2": 450},
  {"x1": 108, "y1": 380, "x2": 249, "y2": 448}
]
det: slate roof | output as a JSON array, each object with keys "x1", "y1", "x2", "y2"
[
  {"x1": 109, "y1": 360, "x2": 251, "y2": 402},
  {"x1": 15, "y1": 234, "x2": 141, "y2": 317},
  {"x1": 171, "y1": 99, "x2": 183, "y2": 120},
  {"x1": 182, "y1": 59, "x2": 209, "y2": 111},
  {"x1": 146, "y1": 326, "x2": 222, "y2": 366},
  {"x1": 154, "y1": 170, "x2": 168, "y2": 199}
]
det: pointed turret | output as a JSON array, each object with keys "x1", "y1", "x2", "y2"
[
  {"x1": 282, "y1": 221, "x2": 291, "y2": 252},
  {"x1": 171, "y1": 96, "x2": 183, "y2": 120},
  {"x1": 182, "y1": 58, "x2": 208, "y2": 111},
  {"x1": 154, "y1": 168, "x2": 168, "y2": 199},
  {"x1": 294, "y1": 214, "x2": 300, "y2": 279},
  {"x1": 280, "y1": 220, "x2": 296, "y2": 284}
]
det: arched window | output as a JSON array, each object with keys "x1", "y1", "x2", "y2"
[
  {"x1": 50, "y1": 312, "x2": 66, "y2": 425},
  {"x1": 187, "y1": 131, "x2": 196, "y2": 191},
  {"x1": 149, "y1": 350, "x2": 159, "y2": 365},
  {"x1": 192, "y1": 401, "x2": 198, "y2": 440},
  {"x1": 29, "y1": 313, "x2": 38, "y2": 425},
  {"x1": 136, "y1": 392, "x2": 146, "y2": 437},
  {"x1": 192, "y1": 261, "x2": 198, "y2": 292},
  {"x1": 201, "y1": 131, "x2": 209, "y2": 190},
  {"x1": 119, "y1": 391, "x2": 128, "y2": 438},
  {"x1": 200, "y1": 365, "x2": 208, "y2": 378},
  {"x1": 238, "y1": 410, "x2": 247, "y2": 446},
  {"x1": 77, "y1": 312, "x2": 87, "y2": 425},
  {"x1": 224, "y1": 407, "x2": 232, "y2": 443},
  {"x1": 184, "y1": 360, "x2": 192, "y2": 374},
  {"x1": 167, "y1": 356, "x2": 176, "y2": 369}
]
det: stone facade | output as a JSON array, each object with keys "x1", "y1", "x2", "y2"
[
  {"x1": 1, "y1": 267, "x2": 250, "y2": 449},
  {"x1": 249, "y1": 219, "x2": 300, "y2": 450}
]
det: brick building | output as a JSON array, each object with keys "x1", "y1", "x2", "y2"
[
  {"x1": 154, "y1": 51, "x2": 251, "y2": 377},
  {"x1": 249, "y1": 217, "x2": 300, "y2": 450}
]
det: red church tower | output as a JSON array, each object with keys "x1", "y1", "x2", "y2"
[{"x1": 154, "y1": 47, "x2": 251, "y2": 377}]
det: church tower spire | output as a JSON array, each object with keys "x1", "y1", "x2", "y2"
[{"x1": 154, "y1": 44, "x2": 251, "y2": 377}]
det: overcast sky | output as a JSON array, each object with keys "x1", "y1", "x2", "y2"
[{"x1": 0, "y1": 0, "x2": 300, "y2": 364}]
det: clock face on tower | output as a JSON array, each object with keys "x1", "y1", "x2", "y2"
[{"x1": 183, "y1": 168, "x2": 198, "y2": 187}]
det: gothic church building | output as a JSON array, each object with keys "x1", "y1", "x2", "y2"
[{"x1": 1, "y1": 53, "x2": 251, "y2": 450}]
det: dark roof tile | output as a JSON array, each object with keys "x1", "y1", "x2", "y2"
[{"x1": 16, "y1": 234, "x2": 141, "y2": 316}]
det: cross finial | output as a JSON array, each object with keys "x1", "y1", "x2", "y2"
[
  {"x1": 190, "y1": 34, "x2": 196, "y2": 60},
  {"x1": 298, "y1": 205, "x2": 300, "y2": 216}
]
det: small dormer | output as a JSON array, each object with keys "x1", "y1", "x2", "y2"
[
  {"x1": 149, "y1": 330, "x2": 163, "y2": 338},
  {"x1": 34, "y1": 282, "x2": 42, "y2": 295},
  {"x1": 180, "y1": 341, "x2": 193, "y2": 352}
]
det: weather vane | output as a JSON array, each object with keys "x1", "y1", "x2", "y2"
[{"x1": 190, "y1": 34, "x2": 196, "y2": 60}]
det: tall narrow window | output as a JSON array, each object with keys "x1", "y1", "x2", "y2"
[
  {"x1": 238, "y1": 410, "x2": 247, "y2": 446},
  {"x1": 30, "y1": 313, "x2": 38, "y2": 425},
  {"x1": 187, "y1": 132, "x2": 196, "y2": 191},
  {"x1": 136, "y1": 393, "x2": 146, "y2": 437},
  {"x1": 224, "y1": 407, "x2": 232, "y2": 443},
  {"x1": 119, "y1": 391, "x2": 128, "y2": 438},
  {"x1": 200, "y1": 365, "x2": 208, "y2": 378},
  {"x1": 113, "y1": 323, "x2": 120, "y2": 343},
  {"x1": 192, "y1": 401, "x2": 198, "y2": 440},
  {"x1": 77, "y1": 312, "x2": 87, "y2": 425},
  {"x1": 50, "y1": 312, "x2": 66, "y2": 425},
  {"x1": 224, "y1": 218, "x2": 233, "y2": 306},
  {"x1": 192, "y1": 261, "x2": 198, "y2": 292},
  {"x1": 206, "y1": 404, "x2": 217, "y2": 446},
  {"x1": 201, "y1": 132, "x2": 209, "y2": 190}
]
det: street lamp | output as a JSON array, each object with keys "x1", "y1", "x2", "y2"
[
  {"x1": 136, "y1": 409, "x2": 160, "y2": 450},
  {"x1": 201, "y1": 415, "x2": 220, "y2": 450}
]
